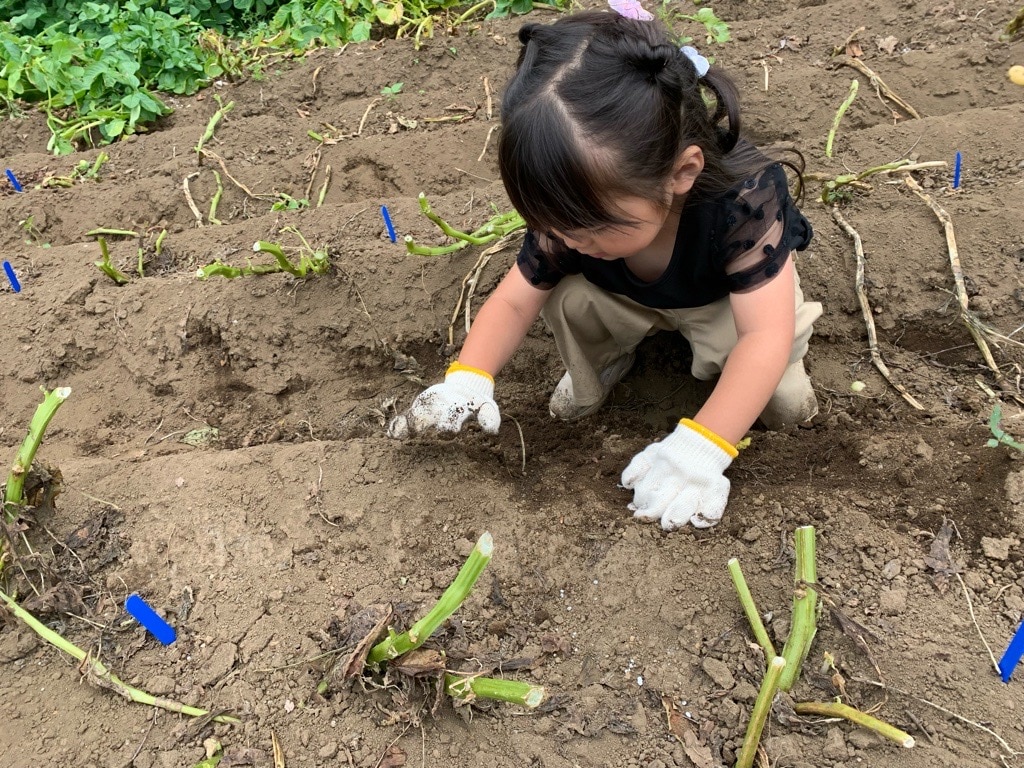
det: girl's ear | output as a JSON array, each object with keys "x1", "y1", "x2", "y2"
[{"x1": 668, "y1": 145, "x2": 705, "y2": 196}]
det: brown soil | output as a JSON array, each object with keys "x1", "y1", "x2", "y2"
[{"x1": 2, "y1": 2, "x2": 1024, "y2": 767}]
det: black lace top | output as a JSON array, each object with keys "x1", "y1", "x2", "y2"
[{"x1": 515, "y1": 163, "x2": 812, "y2": 309}]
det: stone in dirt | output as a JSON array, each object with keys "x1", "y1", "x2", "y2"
[
  {"x1": 701, "y1": 656, "x2": 735, "y2": 689},
  {"x1": 981, "y1": 536, "x2": 1013, "y2": 560}
]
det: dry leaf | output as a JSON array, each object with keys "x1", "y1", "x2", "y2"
[
  {"x1": 663, "y1": 697, "x2": 715, "y2": 768},
  {"x1": 846, "y1": 41, "x2": 864, "y2": 57},
  {"x1": 379, "y1": 746, "x2": 407, "y2": 768},
  {"x1": 340, "y1": 603, "x2": 393, "y2": 679},
  {"x1": 391, "y1": 648, "x2": 445, "y2": 677},
  {"x1": 876, "y1": 35, "x2": 899, "y2": 53}
]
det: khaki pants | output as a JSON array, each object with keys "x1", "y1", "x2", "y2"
[{"x1": 539, "y1": 270, "x2": 823, "y2": 427}]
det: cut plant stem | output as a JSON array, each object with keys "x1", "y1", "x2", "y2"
[
  {"x1": 0, "y1": 589, "x2": 238, "y2": 723},
  {"x1": 735, "y1": 656, "x2": 786, "y2": 768},
  {"x1": 728, "y1": 558, "x2": 777, "y2": 658},
  {"x1": 195, "y1": 98, "x2": 235, "y2": 159},
  {"x1": 316, "y1": 164, "x2": 331, "y2": 208},
  {"x1": 826, "y1": 79, "x2": 859, "y2": 158},
  {"x1": 208, "y1": 170, "x2": 224, "y2": 225},
  {"x1": 794, "y1": 701, "x2": 915, "y2": 747},
  {"x1": 86, "y1": 227, "x2": 139, "y2": 237},
  {"x1": 405, "y1": 194, "x2": 525, "y2": 256},
  {"x1": 94, "y1": 237, "x2": 130, "y2": 285},
  {"x1": 4, "y1": 387, "x2": 71, "y2": 513},
  {"x1": 779, "y1": 525, "x2": 818, "y2": 691},
  {"x1": 444, "y1": 673, "x2": 544, "y2": 708},
  {"x1": 366, "y1": 532, "x2": 493, "y2": 665}
]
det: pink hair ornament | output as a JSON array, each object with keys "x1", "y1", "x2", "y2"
[{"x1": 607, "y1": 0, "x2": 654, "y2": 21}]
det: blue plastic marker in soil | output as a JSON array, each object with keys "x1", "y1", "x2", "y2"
[{"x1": 125, "y1": 593, "x2": 177, "y2": 645}]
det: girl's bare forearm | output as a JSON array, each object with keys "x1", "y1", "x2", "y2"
[{"x1": 693, "y1": 334, "x2": 790, "y2": 443}]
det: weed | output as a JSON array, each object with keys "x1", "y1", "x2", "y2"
[
  {"x1": 987, "y1": 403, "x2": 1024, "y2": 453},
  {"x1": 662, "y1": 4, "x2": 731, "y2": 45},
  {"x1": 380, "y1": 82, "x2": 404, "y2": 100},
  {"x1": 270, "y1": 194, "x2": 309, "y2": 211},
  {"x1": 19, "y1": 216, "x2": 50, "y2": 248}
]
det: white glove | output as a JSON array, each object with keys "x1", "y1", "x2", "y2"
[
  {"x1": 621, "y1": 419, "x2": 738, "y2": 530},
  {"x1": 388, "y1": 363, "x2": 500, "y2": 438}
]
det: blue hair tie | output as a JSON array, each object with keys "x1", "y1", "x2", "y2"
[{"x1": 680, "y1": 45, "x2": 710, "y2": 77}]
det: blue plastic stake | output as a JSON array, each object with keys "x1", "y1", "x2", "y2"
[
  {"x1": 2, "y1": 261, "x2": 20, "y2": 293},
  {"x1": 999, "y1": 620, "x2": 1024, "y2": 683},
  {"x1": 5, "y1": 169, "x2": 23, "y2": 192},
  {"x1": 381, "y1": 205, "x2": 397, "y2": 243},
  {"x1": 952, "y1": 151, "x2": 962, "y2": 189},
  {"x1": 125, "y1": 593, "x2": 177, "y2": 645}
]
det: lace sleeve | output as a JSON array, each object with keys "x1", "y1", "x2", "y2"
[
  {"x1": 720, "y1": 164, "x2": 812, "y2": 294},
  {"x1": 515, "y1": 230, "x2": 580, "y2": 289}
]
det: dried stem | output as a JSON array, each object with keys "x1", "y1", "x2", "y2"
[
  {"x1": 831, "y1": 207, "x2": 925, "y2": 410},
  {"x1": 836, "y1": 56, "x2": 921, "y2": 119},
  {"x1": 904, "y1": 176, "x2": 1022, "y2": 402}
]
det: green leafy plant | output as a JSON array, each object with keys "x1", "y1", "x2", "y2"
[
  {"x1": 380, "y1": 81, "x2": 404, "y2": 99},
  {"x1": 270, "y1": 193, "x2": 309, "y2": 212},
  {"x1": 987, "y1": 403, "x2": 1024, "y2": 453},
  {"x1": 2, "y1": 0, "x2": 570, "y2": 150},
  {"x1": 671, "y1": 5, "x2": 731, "y2": 45},
  {"x1": 19, "y1": 216, "x2": 50, "y2": 248}
]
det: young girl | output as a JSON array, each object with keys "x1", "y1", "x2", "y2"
[{"x1": 389, "y1": 9, "x2": 822, "y2": 530}]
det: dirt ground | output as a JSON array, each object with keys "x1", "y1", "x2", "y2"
[{"x1": 2, "y1": 1, "x2": 1024, "y2": 766}]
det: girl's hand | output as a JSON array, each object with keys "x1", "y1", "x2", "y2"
[
  {"x1": 388, "y1": 364, "x2": 500, "y2": 438},
  {"x1": 620, "y1": 419, "x2": 738, "y2": 529}
]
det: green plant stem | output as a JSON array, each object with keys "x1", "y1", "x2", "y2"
[
  {"x1": 404, "y1": 206, "x2": 525, "y2": 256},
  {"x1": 195, "y1": 99, "x2": 235, "y2": 157},
  {"x1": 825, "y1": 79, "x2": 859, "y2": 158},
  {"x1": 444, "y1": 673, "x2": 544, "y2": 708},
  {"x1": 4, "y1": 387, "x2": 71, "y2": 513},
  {"x1": 254, "y1": 240, "x2": 302, "y2": 276},
  {"x1": 154, "y1": 228, "x2": 167, "y2": 257},
  {"x1": 137, "y1": 246, "x2": 145, "y2": 277},
  {"x1": 209, "y1": 170, "x2": 224, "y2": 225},
  {"x1": 987, "y1": 403, "x2": 1024, "y2": 452},
  {"x1": 728, "y1": 558, "x2": 777, "y2": 659},
  {"x1": 794, "y1": 701, "x2": 915, "y2": 747},
  {"x1": 779, "y1": 526, "x2": 818, "y2": 691},
  {"x1": 735, "y1": 656, "x2": 786, "y2": 768},
  {"x1": 86, "y1": 227, "x2": 139, "y2": 237},
  {"x1": 95, "y1": 237, "x2": 130, "y2": 285},
  {"x1": 367, "y1": 532, "x2": 493, "y2": 665},
  {"x1": 196, "y1": 261, "x2": 283, "y2": 279},
  {"x1": 453, "y1": 0, "x2": 494, "y2": 25},
  {"x1": 0, "y1": 589, "x2": 238, "y2": 723}
]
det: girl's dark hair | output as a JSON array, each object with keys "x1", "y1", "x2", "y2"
[{"x1": 498, "y1": 10, "x2": 795, "y2": 234}]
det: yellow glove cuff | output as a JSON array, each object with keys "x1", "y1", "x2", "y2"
[
  {"x1": 446, "y1": 361, "x2": 494, "y2": 382},
  {"x1": 679, "y1": 418, "x2": 740, "y2": 459}
]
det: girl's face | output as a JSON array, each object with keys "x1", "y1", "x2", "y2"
[
  {"x1": 551, "y1": 196, "x2": 671, "y2": 260},
  {"x1": 550, "y1": 146, "x2": 704, "y2": 260}
]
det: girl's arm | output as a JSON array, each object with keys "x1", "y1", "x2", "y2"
[
  {"x1": 457, "y1": 264, "x2": 552, "y2": 376},
  {"x1": 692, "y1": 257, "x2": 797, "y2": 444}
]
